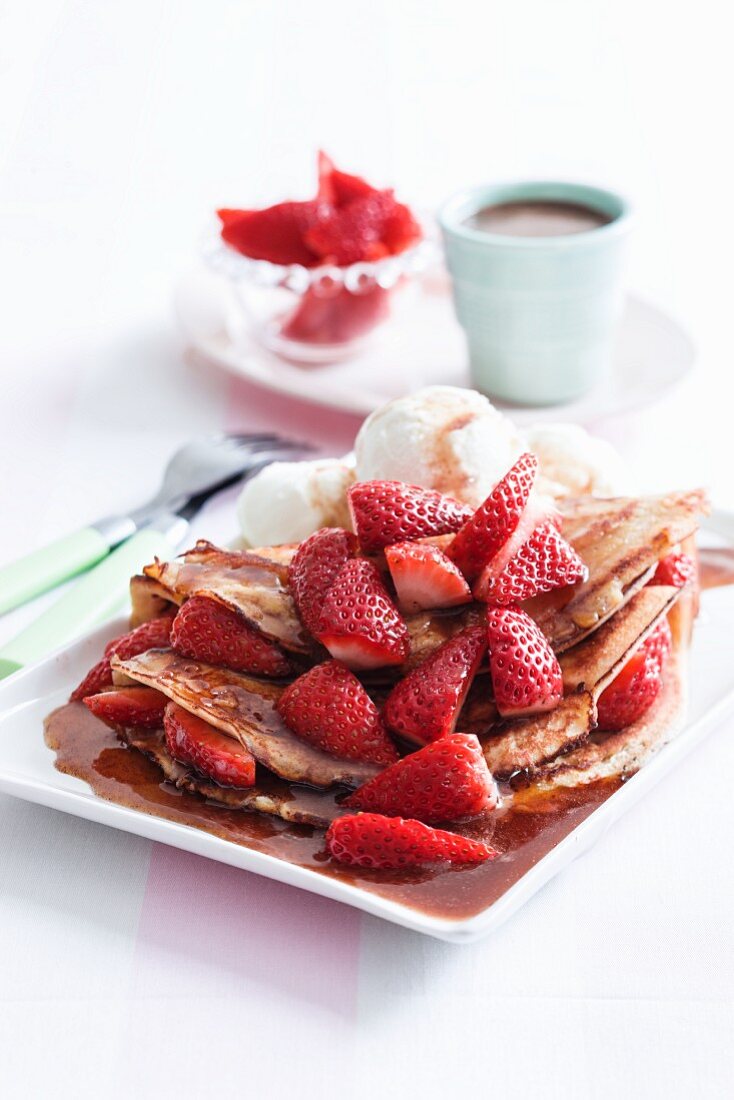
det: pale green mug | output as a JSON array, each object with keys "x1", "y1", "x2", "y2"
[{"x1": 439, "y1": 181, "x2": 632, "y2": 405}]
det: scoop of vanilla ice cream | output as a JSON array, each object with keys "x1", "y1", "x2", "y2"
[
  {"x1": 524, "y1": 423, "x2": 630, "y2": 498},
  {"x1": 237, "y1": 458, "x2": 355, "y2": 547},
  {"x1": 354, "y1": 386, "x2": 525, "y2": 507}
]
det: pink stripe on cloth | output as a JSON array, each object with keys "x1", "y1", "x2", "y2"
[{"x1": 134, "y1": 844, "x2": 362, "y2": 1017}]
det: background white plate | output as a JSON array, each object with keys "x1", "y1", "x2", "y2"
[
  {"x1": 176, "y1": 268, "x2": 695, "y2": 426},
  {"x1": 0, "y1": 581, "x2": 732, "y2": 943}
]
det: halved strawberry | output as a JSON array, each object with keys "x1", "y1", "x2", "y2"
[
  {"x1": 382, "y1": 627, "x2": 487, "y2": 745},
  {"x1": 219, "y1": 200, "x2": 326, "y2": 266},
  {"x1": 650, "y1": 551, "x2": 695, "y2": 589},
  {"x1": 288, "y1": 527, "x2": 358, "y2": 637},
  {"x1": 83, "y1": 687, "x2": 169, "y2": 730},
  {"x1": 385, "y1": 541, "x2": 472, "y2": 613},
  {"x1": 277, "y1": 660, "x2": 397, "y2": 765},
  {"x1": 164, "y1": 702, "x2": 256, "y2": 788},
  {"x1": 326, "y1": 813, "x2": 496, "y2": 869},
  {"x1": 486, "y1": 605, "x2": 562, "y2": 717},
  {"x1": 447, "y1": 453, "x2": 539, "y2": 582},
  {"x1": 348, "y1": 480, "x2": 472, "y2": 553},
  {"x1": 382, "y1": 201, "x2": 422, "y2": 254},
  {"x1": 316, "y1": 151, "x2": 380, "y2": 207},
  {"x1": 597, "y1": 619, "x2": 672, "y2": 731},
  {"x1": 317, "y1": 558, "x2": 410, "y2": 670},
  {"x1": 70, "y1": 614, "x2": 173, "y2": 701},
  {"x1": 281, "y1": 285, "x2": 390, "y2": 344},
  {"x1": 478, "y1": 521, "x2": 587, "y2": 605},
  {"x1": 345, "y1": 732, "x2": 498, "y2": 824},
  {"x1": 304, "y1": 192, "x2": 393, "y2": 265},
  {"x1": 170, "y1": 595, "x2": 290, "y2": 677}
]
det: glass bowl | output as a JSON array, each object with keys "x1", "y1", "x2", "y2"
[{"x1": 202, "y1": 222, "x2": 436, "y2": 364}]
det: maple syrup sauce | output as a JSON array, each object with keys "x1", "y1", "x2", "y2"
[{"x1": 45, "y1": 703, "x2": 620, "y2": 921}]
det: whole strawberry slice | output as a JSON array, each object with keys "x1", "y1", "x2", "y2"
[
  {"x1": 486, "y1": 605, "x2": 562, "y2": 717},
  {"x1": 326, "y1": 813, "x2": 496, "y2": 869},
  {"x1": 345, "y1": 732, "x2": 498, "y2": 824},
  {"x1": 70, "y1": 614, "x2": 173, "y2": 701},
  {"x1": 477, "y1": 521, "x2": 587, "y2": 605},
  {"x1": 597, "y1": 618, "x2": 672, "y2": 732},
  {"x1": 385, "y1": 542, "x2": 472, "y2": 613},
  {"x1": 83, "y1": 687, "x2": 169, "y2": 730},
  {"x1": 448, "y1": 453, "x2": 539, "y2": 581},
  {"x1": 170, "y1": 595, "x2": 290, "y2": 677},
  {"x1": 383, "y1": 627, "x2": 487, "y2": 745},
  {"x1": 164, "y1": 703, "x2": 256, "y2": 788},
  {"x1": 318, "y1": 558, "x2": 410, "y2": 670},
  {"x1": 289, "y1": 527, "x2": 358, "y2": 637},
  {"x1": 348, "y1": 480, "x2": 472, "y2": 553},
  {"x1": 277, "y1": 660, "x2": 398, "y2": 765},
  {"x1": 650, "y1": 551, "x2": 696, "y2": 589}
]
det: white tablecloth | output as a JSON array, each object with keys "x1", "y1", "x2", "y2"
[{"x1": 1, "y1": 3, "x2": 733, "y2": 1097}]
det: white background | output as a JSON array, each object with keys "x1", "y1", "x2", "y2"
[{"x1": 1, "y1": 2, "x2": 733, "y2": 1097}]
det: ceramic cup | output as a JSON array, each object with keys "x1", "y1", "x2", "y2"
[{"x1": 439, "y1": 181, "x2": 632, "y2": 405}]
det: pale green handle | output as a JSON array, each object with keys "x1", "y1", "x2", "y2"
[
  {"x1": 0, "y1": 527, "x2": 110, "y2": 616},
  {"x1": 0, "y1": 527, "x2": 178, "y2": 677}
]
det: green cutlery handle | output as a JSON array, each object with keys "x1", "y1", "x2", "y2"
[
  {"x1": 0, "y1": 527, "x2": 112, "y2": 616},
  {"x1": 0, "y1": 526, "x2": 181, "y2": 677}
]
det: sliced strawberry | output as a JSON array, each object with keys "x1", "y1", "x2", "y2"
[
  {"x1": 650, "y1": 551, "x2": 696, "y2": 589},
  {"x1": 83, "y1": 687, "x2": 168, "y2": 730},
  {"x1": 317, "y1": 558, "x2": 410, "y2": 670},
  {"x1": 345, "y1": 732, "x2": 498, "y2": 824},
  {"x1": 170, "y1": 595, "x2": 290, "y2": 677},
  {"x1": 486, "y1": 605, "x2": 562, "y2": 717},
  {"x1": 382, "y1": 627, "x2": 487, "y2": 746},
  {"x1": 316, "y1": 150, "x2": 337, "y2": 203},
  {"x1": 326, "y1": 813, "x2": 496, "y2": 869},
  {"x1": 304, "y1": 192, "x2": 394, "y2": 265},
  {"x1": 385, "y1": 542, "x2": 472, "y2": 613},
  {"x1": 281, "y1": 284, "x2": 391, "y2": 344},
  {"x1": 219, "y1": 200, "x2": 326, "y2": 266},
  {"x1": 288, "y1": 527, "x2": 358, "y2": 637},
  {"x1": 448, "y1": 453, "x2": 539, "y2": 581},
  {"x1": 70, "y1": 614, "x2": 173, "y2": 701},
  {"x1": 597, "y1": 619, "x2": 672, "y2": 732},
  {"x1": 164, "y1": 702, "x2": 256, "y2": 788},
  {"x1": 382, "y1": 201, "x2": 422, "y2": 254},
  {"x1": 277, "y1": 660, "x2": 398, "y2": 765},
  {"x1": 478, "y1": 521, "x2": 587, "y2": 605},
  {"x1": 348, "y1": 480, "x2": 472, "y2": 554}
]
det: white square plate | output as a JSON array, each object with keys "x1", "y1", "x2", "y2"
[{"x1": 1, "y1": 585, "x2": 733, "y2": 943}]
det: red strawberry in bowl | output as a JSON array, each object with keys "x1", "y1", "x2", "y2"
[
  {"x1": 317, "y1": 558, "x2": 410, "y2": 670},
  {"x1": 348, "y1": 480, "x2": 472, "y2": 553},
  {"x1": 277, "y1": 660, "x2": 398, "y2": 766},
  {"x1": 383, "y1": 626, "x2": 487, "y2": 746},
  {"x1": 326, "y1": 813, "x2": 496, "y2": 869},
  {"x1": 486, "y1": 605, "x2": 562, "y2": 717},
  {"x1": 345, "y1": 732, "x2": 499, "y2": 824},
  {"x1": 385, "y1": 541, "x2": 472, "y2": 613}
]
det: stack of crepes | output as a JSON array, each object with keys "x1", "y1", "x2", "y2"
[{"x1": 76, "y1": 476, "x2": 708, "y2": 832}]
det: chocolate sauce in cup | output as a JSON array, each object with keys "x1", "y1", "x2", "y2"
[{"x1": 439, "y1": 182, "x2": 631, "y2": 406}]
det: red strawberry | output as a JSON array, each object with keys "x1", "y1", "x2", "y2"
[
  {"x1": 650, "y1": 551, "x2": 696, "y2": 589},
  {"x1": 170, "y1": 595, "x2": 290, "y2": 677},
  {"x1": 83, "y1": 687, "x2": 169, "y2": 730},
  {"x1": 382, "y1": 201, "x2": 422, "y2": 254},
  {"x1": 448, "y1": 453, "x2": 539, "y2": 581},
  {"x1": 70, "y1": 614, "x2": 173, "y2": 701},
  {"x1": 385, "y1": 542, "x2": 472, "y2": 613},
  {"x1": 316, "y1": 151, "x2": 380, "y2": 207},
  {"x1": 348, "y1": 480, "x2": 472, "y2": 553},
  {"x1": 326, "y1": 813, "x2": 496, "y2": 869},
  {"x1": 219, "y1": 200, "x2": 326, "y2": 267},
  {"x1": 281, "y1": 284, "x2": 390, "y2": 344},
  {"x1": 289, "y1": 527, "x2": 358, "y2": 637},
  {"x1": 597, "y1": 619, "x2": 672, "y2": 732},
  {"x1": 317, "y1": 558, "x2": 410, "y2": 670},
  {"x1": 304, "y1": 193, "x2": 393, "y2": 265},
  {"x1": 164, "y1": 703, "x2": 256, "y2": 788},
  {"x1": 477, "y1": 521, "x2": 587, "y2": 605},
  {"x1": 486, "y1": 605, "x2": 562, "y2": 717},
  {"x1": 382, "y1": 627, "x2": 487, "y2": 746},
  {"x1": 345, "y1": 732, "x2": 498, "y2": 824},
  {"x1": 277, "y1": 660, "x2": 398, "y2": 765}
]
